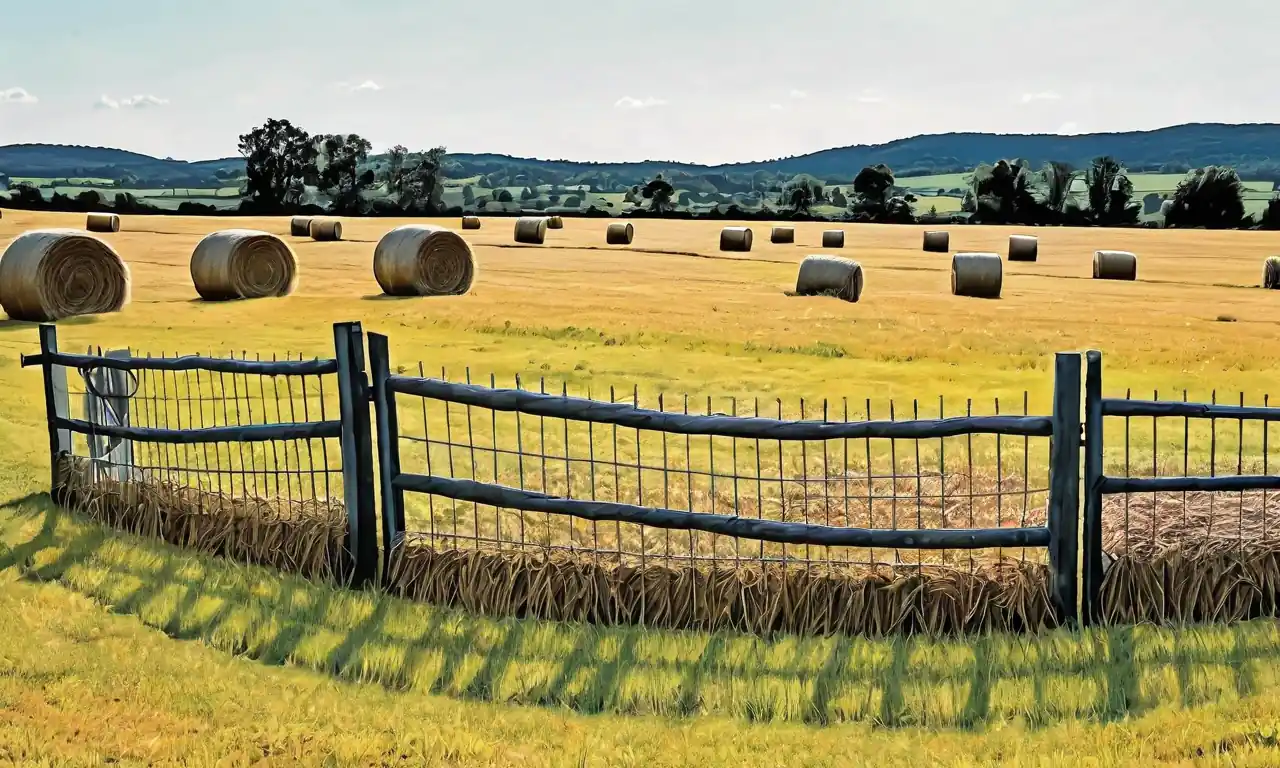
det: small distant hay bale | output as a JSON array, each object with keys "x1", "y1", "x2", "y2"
[
  {"x1": 309, "y1": 218, "x2": 343, "y2": 241},
  {"x1": 374, "y1": 224, "x2": 476, "y2": 297},
  {"x1": 1265, "y1": 256, "x2": 1280, "y2": 289},
  {"x1": 923, "y1": 231, "x2": 949, "y2": 252},
  {"x1": 1093, "y1": 250, "x2": 1137, "y2": 281},
  {"x1": 606, "y1": 222, "x2": 634, "y2": 245},
  {"x1": 771, "y1": 226, "x2": 795, "y2": 244},
  {"x1": 1007, "y1": 235, "x2": 1038, "y2": 262},
  {"x1": 546, "y1": 216, "x2": 564, "y2": 230},
  {"x1": 720, "y1": 226, "x2": 753, "y2": 252},
  {"x1": 0, "y1": 229, "x2": 131, "y2": 321},
  {"x1": 290, "y1": 216, "x2": 314, "y2": 237},
  {"x1": 795, "y1": 255, "x2": 863, "y2": 303},
  {"x1": 821, "y1": 230, "x2": 845, "y2": 248},
  {"x1": 514, "y1": 217, "x2": 548, "y2": 244},
  {"x1": 950, "y1": 252, "x2": 1002, "y2": 298},
  {"x1": 190, "y1": 230, "x2": 298, "y2": 301},
  {"x1": 85, "y1": 213, "x2": 120, "y2": 233},
  {"x1": 461, "y1": 216, "x2": 482, "y2": 230}
]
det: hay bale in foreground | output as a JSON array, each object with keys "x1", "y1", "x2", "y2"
[
  {"x1": 190, "y1": 230, "x2": 298, "y2": 301},
  {"x1": 514, "y1": 217, "x2": 548, "y2": 245},
  {"x1": 720, "y1": 226, "x2": 753, "y2": 252},
  {"x1": 795, "y1": 255, "x2": 863, "y2": 303},
  {"x1": 923, "y1": 231, "x2": 949, "y2": 252},
  {"x1": 1094, "y1": 250, "x2": 1137, "y2": 281},
  {"x1": 546, "y1": 216, "x2": 564, "y2": 230},
  {"x1": 461, "y1": 216, "x2": 482, "y2": 230},
  {"x1": 606, "y1": 222, "x2": 634, "y2": 245},
  {"x1": 821, "y1": 230, "x2": 845, "y2": 249},
  {"x1": 290, "y1": 216, "x2": 314, "y2": 237},
  {"x1": 1007, "y1": 235, "x2": 1038, "y2": 262},
  {"x1": 0, "y1": 229, "x2": 131, "y2": 321},
  {"x1": 374, "y1": 224, "x2": 476, "y2": 297},
  {"x1": 951, "y1": 252, "x2": 1002, "y2": 298},
  {"x1": 309, "y1": 218, "x2": 343, "y2": 241},
  {"x1": 1264, "y1": 257, "x2": 1280, "y2": 289},
  {"x1": 771, "y1": 226, "x2": 795, "y2": 244},
  {"x1": 86, "y1": 213, "x2": 120, "y2": 233}
]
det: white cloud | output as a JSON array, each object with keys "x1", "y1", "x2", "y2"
[
  {"x1": 768, "y1": 103, "x2": 785, "y2": 111},
  {"x1": 614, "y1": 95, "x2": 667, "y2": 110},
  {"x1": 1021, "y1": 91, "x2": 1061, "y2": 104},
  {"x1": 96, "y1": 93, "x2": 169, "y2": 109},
  {"x1": 0, "y1": 87, "x2": 38, "y2": 104},
  {"x1": 1056, "y1": 121, "x2": 1081, "y2": 135},
  {"x1": 335, "y1": 80, "x2": 383, "y2": 93},
  {"x1": 789, "y1": 88, "x2": 807, "y2": 99}
]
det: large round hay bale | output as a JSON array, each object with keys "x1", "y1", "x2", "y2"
[
  {"x1": 606, "y1": 222, "x2": 634, "y2": 245},
  {"x1": 1008, "y1": 235, "x2": 1038, "y2": 262},
  {"x1": 1093, "y1": 250, "x2": 1137, "y2": 281},
  {"x1": 85, "y1": 213, "x2": 120, "y2": 233},
  {"x1": 374, "y1": 224, "x2": 476, "y2": 297},
  {"x1": 309, "y1": 218, "x2": 343, "y2": 241},
  {"x1": 950, "y1": 252, "x2": 1002, "y2": 298},
  {"x1": 771, "y1": 226, "x2": 795, "y2": 244},
  {"x1": 514, "y1": 217, "x2": 547, "y2": 244},
  {"x1": 1265, "y1": 256, "x2": 1280, "y2": 289},
  {"x1": 546, "y1": 216, "x2": 564, "y2": 230},
  {"x1": 290, "y1": 216, "x2": 314, "y2": 237},
  {"x1": 720, "y1": 226, "x2": 753, "y2": 252},
  {"x1": 461, "y1": 216, "x2": 482, "y2": 230},
  {"x1": 190, "y1": 230, "x2": 298, "y2": 301},
  {"x1": 821, "y1": 230, "x2": 845, "y2": 249},
  {"x1": 0, "y1": 229, "x2": 131, "y2": 321},
  {"x1": 795, "y1": 255, "x2": 863, "y2": 303},
  {"x1": 923, "y1": 231, "x2": 950, "y2": 252}
]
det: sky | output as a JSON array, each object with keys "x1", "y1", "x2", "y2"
[{"x1": 1, "y1": 0, "x2": 1277, "y2": 165}]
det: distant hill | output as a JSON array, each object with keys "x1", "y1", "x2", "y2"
[{"x1": 0, "y1": 144, "x2": 242, "y2": 186}]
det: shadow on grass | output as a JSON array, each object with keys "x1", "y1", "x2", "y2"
[{"x1": 6, "y1": 498, "x2": 1280, "y2": 731}]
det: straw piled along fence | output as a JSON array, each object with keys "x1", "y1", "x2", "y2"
[
  {"x1": 309, "y1": 218, "x2": 343, "y2": 241},
  {"x1": 770, "y1": 226, "x2": 795, "y2": 244},
  {"x1": 923, "y1": 231, "x2": 949, "y2": 252},
  {"x1": 190, "y1": 230, "x2": 298, "y2": 301},
  {"x1": 86, "y1": 213, "x2": 120, "y2": 233},
  {"x1": 821, "y1": 230, "x2": 845, "y2": 249},
  {"x1": 794, "y1": 255, "x2": 864, "y2": 303},
  {"x1": 373, "y1": 224, "x2": 476, "y2": 296},
  {"x1": 1094, "y1": 250, "x2": 1137, "y2": 281},
  {"x1": 514, "y1": 217, "x2": 548, "y2": 245},
  {"x1": 290, "y1": 216, "x2": 314, "y2": 237},
  {"x1": 0, "y1": 229, "x2": 131, "y2": 321},
  {"x1": 720, "y1": 226, "x2": 753, "y2": 252},
  {"x1": 461, "y1": 216, "x2": 482, "y2": 230},
  {"x1": 1007, "y1": 235, "x2": 1038, "y2": 262},
  {"x1": 951, "y1": 252, "x2": 1002, "y2": 298},
  {"x1": 606, "y1": 222, "x2": 634, "y2": 245}
]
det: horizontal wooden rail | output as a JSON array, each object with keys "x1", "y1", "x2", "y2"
[
  {"x1": 54, "y1": 417, "x2": 342, "y2": 445},
  {"x1": 1101, "y1": 399, "x2": 1280, "y2": 422},
  {"x1": 1098, "y1": 474, "x2": 1280, "y2": 494},
  {"x1": 22, "y1": 351, "x2": 338, "y2": 376}
]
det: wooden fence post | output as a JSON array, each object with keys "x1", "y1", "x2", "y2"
[{"x1": 1047, "y1": 352, "x2": 1082, "y2": 626}]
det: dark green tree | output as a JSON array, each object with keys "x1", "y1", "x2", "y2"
[
  {"x1": 641, "y1": 174, "x2": 675, "y2": 212},
  {"x1": 1164, "y1": 166, "x2": 1247, "y2": 229},
  {"x1": 851, "y1": 164, "x2": 895, "y2": 211},
  {"x1": 1083, "y1": 156, "x2": 1139, "y2": 225},
  {"x1": 318, "y1": 133, "x2": 374, "y2": 212},
  {"x1": 237, "y1": 118, "x2": 318, "y2": 209}
]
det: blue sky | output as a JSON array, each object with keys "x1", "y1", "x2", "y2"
[{"x1": 1, "y1": 0, "x2": 1276, "y2": 163}]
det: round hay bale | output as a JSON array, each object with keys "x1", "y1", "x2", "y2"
[
  {"x1": 1008, "y1": 235, "x2": 1038, "y2": 262},
  {"x1": 795, "y1": 255, "x2": 863, "y2": 303},
  {"x1": 950, "y1": 252, "x2": 1002, "y2": 298},
  {"x1": 606, "y1": 222, "x2": 634, "y2": 245},
  {"x1": 821, "y1": 230, "x2": 845, "y2": 249},
  {"x1": 514, "y1": 217, "x2": 547, "y2": 244},
  {"x1": 720, "y1": 226, "x2": 753, "y2": 252},
  {"x1": 309, "y1": 218, "x2": 343, "y2": 242},
  {"x1": 290, "y1": 216, "x2": 314, "y2": 237},
  {"x1": 190, "y1": 229, "x2": 298, "y2": 301},
  {"x1": 374, "y1": 224, "x2": 476, "y2": 297},
  {"x1": 0, "y1": 229, "x2": 131, "y2": 321},
  {"x1": 546, "y1": 216, "x2": 564, "y2": 230},
  {"x1": 461, "y1": 216, "x2": 482, "y2": 230},
  {"x1": 1093, "y1": 250, "x2": 1137, "y2": 281},
  {"x1": 85, "y1": 213, "x2": 120, "y2": 233},
  {"x1": 1265, "y1": 256, "x2": 1280, "y2": 290},
  {"x1": 771, "y1": 226, "x2": 795, "y2": 244},
  {"x1": 923, "y1": 231, "x2": 950, "y2": 252}
]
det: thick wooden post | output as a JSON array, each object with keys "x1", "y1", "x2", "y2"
[{"x1": 1047, "y1": 352, "x2": 1082, "y2": 626}]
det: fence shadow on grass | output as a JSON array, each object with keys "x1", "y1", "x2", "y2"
[{"x1": 5, "y1": 500, "x2": 1280, "y2": 731}]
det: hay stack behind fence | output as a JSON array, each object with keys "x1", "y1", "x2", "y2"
[
  {"x1": 771, "y1": 226, "x2": 795, "y2": 244},
  {"x1": 290, "y1": 216, "x2": 313, "y2": 237},
  {"x1": 951, "y1": 252, "x2": 1002, "y2": 298},
  {"x1": 374, "y1": 224, "x2": 476, "y2": 297},
  {"x1": 795, "y1": 255, "x2": 864, "y2": 303},
  {"x1": 190, "y1": 230, "x2": 298, "y2": 301},
  {"x1": 0, "y1": 229, "x2": 131, "y2": 321},
  {"x1": 923, "y1": 231, "x2": 949, "y2": 252},
  {"x1": 309, "y1": 218, "x2": 343, "y2": 241},
  {"x1": 1094, "y1": 250, "x2": 1137, "y2": 281},
  {"x1": 821, "y1": 230, "x2": 845, "y2": 248},
  {"x1": 461, "y1": 216, "x2": 482, "y2": 230},
  {"x1": 546, "y1": 216, "x2": 564, "y2": 230},
  {"x1": 514, "y1": 217, "x2": 547, "y2": 245},
  {"x1": 720, "y1": 226, "x2": 753, "y2": 252},
  {"x1": 1008, "y1": 235, "x2": 1038, "y2": 262},
  {"x1": 606, "y1": 222, "x2": 634, "y2": 245},
  {"x1": 86, "y1": 213, "x2": 120, "y2": 233},
  {"x1": 1264, "y1": 256, "x2": 1280, "y2": 289}
]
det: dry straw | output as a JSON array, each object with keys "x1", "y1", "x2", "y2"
[
  {"x1": 1264, "y1": 256, "x2": 1280, "y2": 289},
  {"x1": 1094, "y1": 250, "x2": 1137, "y2": 280},
  {"x1": 1007, "y1": 235, "x2": 1038, "y2": 262},
  {"x1": 374, "y1": 224, "x2": 476, "y2": 296},
  {"x1": 821, "y1": 230, "x2": 845, "y2": 248},
  {"x1": 309, "y1": 218, "x2": 343, "y2": 241},
  {"x1": 795, "y1": 255, "x2": 864, "y2": 303},
  {"x1": 85, "y1": 213, "x2": 120, "y2": 233},
  {"x1": 951, "y1": 252, "x2": 1002, "y2": 298},
  {"x1": 720, "y1": 226, "x2": 753, "y2": 252},
  {"x1": 190, "y1": 229, "x2": 298, "y2": 301},
  {"x1": 514, "y1": 217, "x2": 548, "y2": 245},
  {"x1": 290, "y1": 216, "x2": 314, "y2": 237},
  {"x1": 771, "y1": 226, "x2": 795, "y2": 244},
  {"x1": 0, "y1": 228, "x2": 131, "y2": 321},
  {"x1": 923, "y1": 231, "x2": 949, "y2": 252},
  {"x1": 546, "y1": 215, "x2": 564, "y2": 230},
  {"x1": 606, "y1": 221, "x2": 634, "y2": 245},
  {"x1": 461, "y1": 216, "x2": 482, "y2": 230}
]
